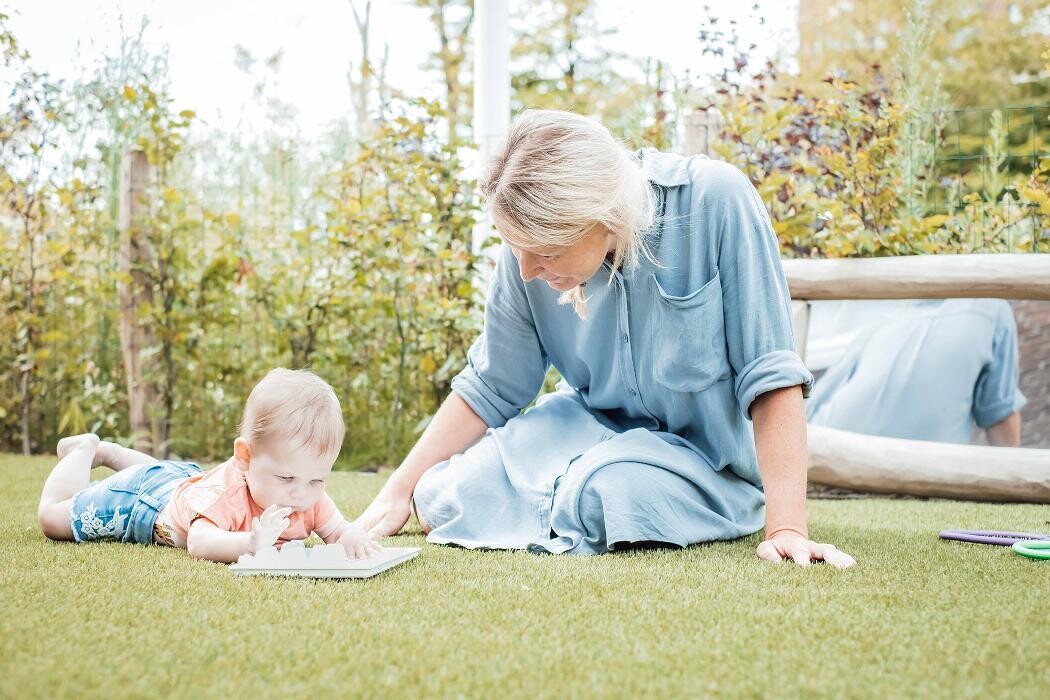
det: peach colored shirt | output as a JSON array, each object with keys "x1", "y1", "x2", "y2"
[{"x1": 157, "y1": 461, "x2": 344, "y2": 548}]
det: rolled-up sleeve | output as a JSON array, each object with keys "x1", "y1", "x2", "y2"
[
  {"x1": 711, "y1": 163, "x2": 813, "y2": 417},
  {"x1": 972, "y1": 302, "x2": 1027, "y2": 428},
  {"x1": 450, "y1": 246, "x2": 550, "y2": 428}
]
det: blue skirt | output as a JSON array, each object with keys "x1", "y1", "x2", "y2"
[{"x1": 413, "y1": 391, "x2": 764, "y2": 555}]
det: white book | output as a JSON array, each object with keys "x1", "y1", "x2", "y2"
[{"x1": 230, "y1": 541, "x2": 421, "y2": 579}]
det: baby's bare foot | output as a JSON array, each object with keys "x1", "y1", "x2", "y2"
[
  {"x1": 56, "y1": 434, "x2": 101, "y2": 462},
  {"x1": 55, "y1": 434, "x2": 119, "y2": 468}
]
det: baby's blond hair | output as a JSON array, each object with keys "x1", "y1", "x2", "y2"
[
  {"x1": 238, "y1": 368, "x2": 345, "y2": 457},
  {"x1": 480, "y1": 109, "x2": 655, "y2": 318}
]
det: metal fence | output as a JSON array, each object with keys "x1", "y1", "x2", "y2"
[{"x1": 933, "y1": 104, "x2": 1050, "y2": 211}]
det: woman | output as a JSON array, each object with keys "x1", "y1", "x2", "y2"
[{"x1": 359, "y1": 110, "x2": 854, "y2": 567}]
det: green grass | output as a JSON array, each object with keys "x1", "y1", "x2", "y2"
[{"x1": 2, "y1": 454, "x2": 1047, "y2": 699}]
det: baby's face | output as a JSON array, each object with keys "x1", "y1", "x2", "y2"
[{"x1": 243, "y1": 440, "x2": 336, "y2": 512}]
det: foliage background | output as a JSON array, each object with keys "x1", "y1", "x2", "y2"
[{"x1": 1, "y1": 0, "x2": 1048, "y2": 464}]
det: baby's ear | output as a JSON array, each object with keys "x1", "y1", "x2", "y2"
[{"x1": 233, "y1": 438, "x2": 251, "y2": 470}]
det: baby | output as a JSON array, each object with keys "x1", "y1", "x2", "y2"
[{"x1": 36, "y1": 368, "x2": 380, "y2": 563}]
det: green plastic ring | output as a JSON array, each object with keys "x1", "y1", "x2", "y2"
[{"x1": 1012, "y1": 540, "x2": 1050, "y2": 560}]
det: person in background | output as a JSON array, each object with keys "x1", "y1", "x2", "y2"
[{"x1": 806, "y1": 299, "x2": 1026, "y2": 446}]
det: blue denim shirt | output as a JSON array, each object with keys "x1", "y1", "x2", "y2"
[
  {"x1": 807, "y1": 299, "x2": 1026, "y2": 443},
  {"x1": 450, "y1": 149, "x2": 813, "y2": 486}
]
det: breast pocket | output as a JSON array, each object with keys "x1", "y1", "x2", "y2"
[{"x1": 647, "y1": 271, "x2": 731, "y2": 393}]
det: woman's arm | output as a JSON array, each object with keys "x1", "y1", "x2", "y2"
[
  {"x1": 359, "y1": 246, "x2": 548, "y2": 537},
  {"x1": 751, "y1": 385, "x2": 855, "y2": 568},
  {"x1": 357, "y1": 392, "x2": 489, "y2": 537},
  {"x1": 985, "y1": 411, "x2": 1020, "y2": 447},
  {"x1": 751, "y1": 385, "x2": 808, "y2": 538}
]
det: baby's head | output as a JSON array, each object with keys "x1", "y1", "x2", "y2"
[{"x1": 233, "y1": 368, "x2": 345, "y2": 512}]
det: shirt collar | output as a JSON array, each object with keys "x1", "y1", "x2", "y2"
[{"x1": 637, "y1": 147, "x2": 691, "y2": 187}]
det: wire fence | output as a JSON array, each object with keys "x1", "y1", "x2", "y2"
[{"x1": 933, "y1": 104, "x2": 1050, "y2": 210}]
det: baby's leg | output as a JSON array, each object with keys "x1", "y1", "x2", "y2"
[
  {"x1": 57, "y1": 434, "x2": 157, "y2": 471},
  {"x1": 39, "y1": 435, "x2": 100, "y2": 541}
]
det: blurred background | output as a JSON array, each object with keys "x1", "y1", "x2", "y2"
[{"x1": 1, "y1": 0, "x2": 1048, "y2": 466}]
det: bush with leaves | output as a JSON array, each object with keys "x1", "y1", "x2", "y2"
[
  {"x1": 0, "y1": 14, "x2": 109, "y2": 454},
  {"x1": 692, "y1": 4, "x2": 1050, "y2": 258}
]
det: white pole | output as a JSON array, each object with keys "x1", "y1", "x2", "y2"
[{"x1": 472, "y1": 0, "x2": 510, "y2": 259}]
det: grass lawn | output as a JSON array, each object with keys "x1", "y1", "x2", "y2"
[{"x1": 2, "y1": 454, "x2": 1047, "y2": 699}]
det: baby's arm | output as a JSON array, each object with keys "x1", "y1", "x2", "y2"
[{"x1": 187, "y1": 504, "x2": 291, "y2": 563}]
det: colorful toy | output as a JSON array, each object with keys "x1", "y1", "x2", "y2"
[
  {"x1": 938, "y1": 529, "x2": 1050, "y2": 546},
  {"x1": 939, "y1": 529, "x2": 1050, "y2": 561},
  {"x1": 1012, "y1": 540, "x2": 1050, "y2": 561}
]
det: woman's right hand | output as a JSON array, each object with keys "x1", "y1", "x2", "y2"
[
  {"x1": 357, "y1": 393, "x2": 487, "y2": 538},
  {"x1": 356, "y1": 484, "x2": 413, "y2": 538}
]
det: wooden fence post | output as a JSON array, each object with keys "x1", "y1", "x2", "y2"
[
  {"x1": 681, "y1": 110, "x2": 721, "y2": 157},
  {"x1": 117, "y1": 148, "x2": 164, "y2": 455}
]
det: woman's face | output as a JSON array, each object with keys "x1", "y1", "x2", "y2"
[{"x1": 508, "y1": 224, "x2": 614, "y2": 292}]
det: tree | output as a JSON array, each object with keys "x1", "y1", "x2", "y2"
[
  {"x1": 797, "y1": 0, "x2": 1050, "y2": 107},
  {"x1": 1, "y1": 16, "x2": 68, "y2": 454},
  {"x1": 415, "y1": 0, "x2": 474, "y2": 141},
  {"x1": 509, "y1": 0, "x2": 672, "y2": 145},
  {"x1": 690, "y1": 3, "x2": 1050, "y2": 259}
]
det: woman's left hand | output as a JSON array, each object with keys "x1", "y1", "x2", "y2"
[{"x1": 756, "y1": 530, "x2": 856, "y2": 569}]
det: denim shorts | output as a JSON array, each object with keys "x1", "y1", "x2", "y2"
[{"x1": 69, "y1": 461, "x2": 202, "y2": 544}]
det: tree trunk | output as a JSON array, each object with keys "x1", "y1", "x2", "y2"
[
  {"x1": 19, "y1": 369, "x2": 31, "y2": 456},
  {"x1": 117, "y1": 148, "x2": 162, "y2": 454}
]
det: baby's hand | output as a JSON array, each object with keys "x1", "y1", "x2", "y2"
[
  {"x1": 249, "y1": 504, "x2": 292, "y2": 553},
  {"x1": 337, "y1": 521, "x2": 382, "y2": 559}
]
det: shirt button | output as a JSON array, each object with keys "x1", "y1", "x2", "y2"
[
  {"x1": 629, "y1": 388, "x2": 638, "y2": 396},
  {"x1": 622, "y1": 334, "x2": 629, "y2": 343}
]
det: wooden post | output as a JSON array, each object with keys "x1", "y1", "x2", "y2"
[
  {"x1": 782, "y1": 254, "x2": 1050, "y2": 300},
  {"x1": 473, "y1": 0, "x2": 510, "y2": 275},
  {"x1": 681, "y1": 110, "x2": 721, "y2": 157},
  {"x1": 118, "y1": 148, "x2": 162, "y2": 454},
  {"x1": 808, "y1": 425, "x2": 1050, "y2": 503}
]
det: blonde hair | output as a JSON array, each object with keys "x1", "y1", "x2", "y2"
[
  {"x1": 479, "y1": 109, "x2": 655, "y2": 318},
  {"x1": 238, "y1": 368, "x2": 345, "y2": 457}
]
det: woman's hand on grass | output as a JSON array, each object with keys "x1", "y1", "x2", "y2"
[
  {"x1": 756, "y1": 530, "x2": 856, "y2": 569},
  {"x1": 357, "y1": 486, "x2": 412, "y2": 538},
  {"x1": 357, "y1": 393, "x2": 487, "y2": 538}
]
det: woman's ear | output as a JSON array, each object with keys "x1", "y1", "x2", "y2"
[{"x1": 233, "y1": 438, "x2": 251, "y2": 471}]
